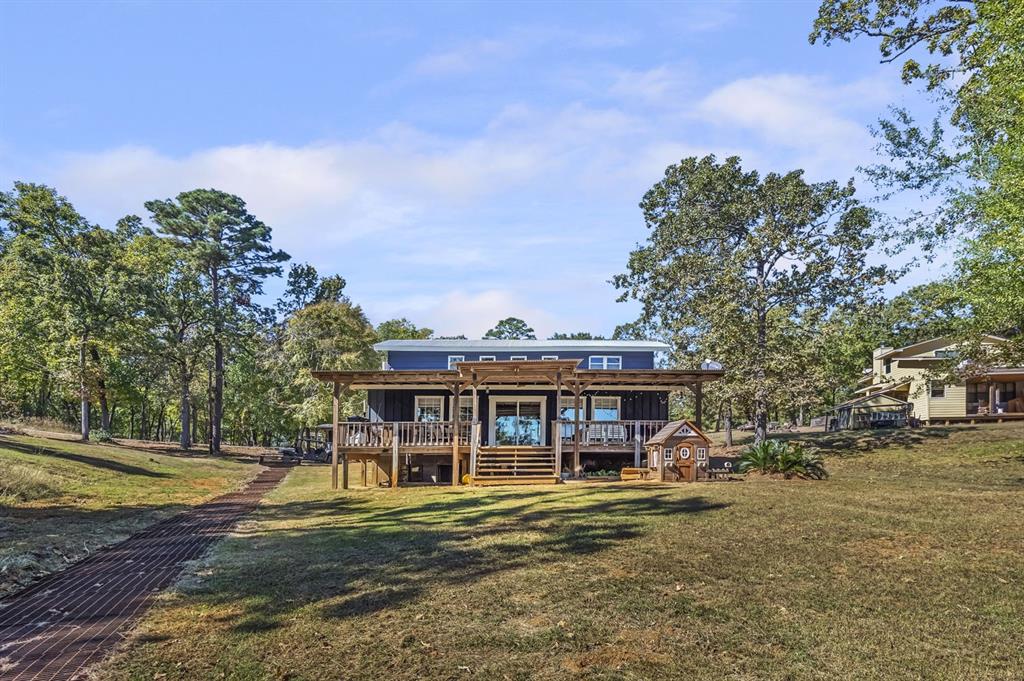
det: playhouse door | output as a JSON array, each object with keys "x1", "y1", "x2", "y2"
[{"x1": 676, "y1": 445, "x2": 695, "y2": 482}]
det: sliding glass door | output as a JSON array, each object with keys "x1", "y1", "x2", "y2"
[{"x1": 492, "y1": 398, "x2": 543, "y2": 446}]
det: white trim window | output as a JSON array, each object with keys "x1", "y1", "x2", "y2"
[
  {"x1": 510, "y1": 355, "x2": 528, "y2": 361},
  {"x1": 449, "y1": 395, "x2": 475, "y2": 422},
  {"x1": 558, "y1": 396, "x2": 586, "y2": 420},
  {"x1": 930, "y1": 381, "x2": 946, "y2": 398},
  {"x1": 478, "y1": 355, "x2": 496, "y2": 362},
  {"x1": 664, "y1": 447, "x2": 674, "y2": 461},
  {"x1": 541, "y1": 355, "x2": 558, "y2": 360},
  {"x1": 447, "y1": 355, "x2": 465, "y2": 369},
  {"x1": 696, "y1": 447, "x2": 707, "y2": 461},
  {"x1": 588, "y1": 355, "x2": 622, "y2": 370},
  {"x1": 414, "y1": 396, "x2": 443, "y2": 422},
  {"x1": 592, "y1": 396, "x2": 621, "y2": 421}
]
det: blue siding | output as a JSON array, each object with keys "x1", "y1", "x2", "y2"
[
  {"x1": 367, "y1": 388, "x2": 669, "y2": 446},
  {"x1": 387, "y1": 350, "x2": 655, "y2": 370}
]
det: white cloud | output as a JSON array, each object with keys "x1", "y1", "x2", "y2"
[
  {"x1": 696, "y1": 73, "x2": 884, "y2": 176},
  {"x1": 412, "y1": 26, "x2": 633, "y2": 77}
]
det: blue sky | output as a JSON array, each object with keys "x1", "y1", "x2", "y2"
[{"x1": 0, "y1": 1, "x2": 949, "y2": 338}]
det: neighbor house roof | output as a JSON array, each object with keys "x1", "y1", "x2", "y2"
[
  {"x1": 832, "y1": 392, "x2": 910, "y2": 411},
  {"x1": 874, "y1": 334, "x2": 1008, "y2": 361},
  {"x1": 372, "y1": 339, "x2": 671, "y2": 353}
]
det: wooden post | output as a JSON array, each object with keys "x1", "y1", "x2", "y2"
[
  {"x1": 573, "y1": 386, "x2": 582, "y2": 476},
  {"x1": 633, "y1": 420, "x2": 641, "y2": 467},
  {"x1": 451, "y1": 382, "x2": 461, "y2": 486},
  {"x1": 694, "y1": 382, "x2": 704, "y2": 429},
  {"x1": 989, "y1": 382, "x2": 997, "y2": 414},
  {"x1": 391, "y1": 423, "x2": 399, "y2": 488},
  {"x1": 331, "y1": 381, "x2": 341, "y2": 491},
  {"x1": 470, "y1": 384, "x2": 479, "y2": 479},
  {"x1": 554, "y1": 370, "x2": 562, "y2": 476}
]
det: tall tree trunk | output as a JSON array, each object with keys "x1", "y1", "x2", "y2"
[
  {"x1": 724, "y1": 400, "x2": 734, "y2": 447},
  {"x1": 36, "y1": 370, "x2": 51, "y2": 417},
  {"x1": 140, "y1": 397, "x2": 148, "y2": 440},
  {"x1": 753, "y1": 309, "x2": 769, "y2": 445},
  {"x1": 79, "y1": 333, "x2": 90, "y2": 440},
  {"x1": 211, "y1": 268, "x2": 224, "y2": 453},
  {"x1": 88, "y1": 345, "x2": 111, "y2": 431},
  {"x1": 179, "y1": 361, "x2": 192, "y2": 450},
  {"x1": 129, "y1": 406, "x2": 135, "y2": 440}
]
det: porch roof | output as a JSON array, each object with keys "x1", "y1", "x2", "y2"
[{"x1": 311, "y1": 359, "x2": 723, "y2": 390}]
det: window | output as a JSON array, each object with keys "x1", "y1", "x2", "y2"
[
  {"x1": 930, "y1": 381, "x2": 946, "y2": 399},
  {"x1": 447, "y1": 355, "x2": 464, "y2": 369},
  {"x1": 450, "y1": 395, "x2": 474, "y2": 422},
  {"x1": 588, "y1": 355, "x2": 622, "y2": 370},
  {"x1": 478, "y1": 355, "x2": 496, "y2": 362},
  {"x1": 664, "y1": 447, "x2": 674, "y2": 461},
  {"x1": 541, "y1": 355, "x2": 558, "y2": 360},
  {"x1": 414, "y1": 396, "x2": 443, "y2": 422},
  {"x1": 697, "y1": 447, "x2": 707, "y2": 461},
  {"x1": 679, "y1": 447, "x2": 691, "y2": 460},
  {"x1": 883, "y1": 358, "x2": 892, "y2": 374},
  {"x1": 559, "y1": 396, "x2": 586, "y2": 420},
  {"x1": 935, "y1": 349, "x2": 958, "y2": 358},
  {"x1": 510, "y1": 355, "x2": 527, "y2": 361},
  {"x1": 592, "y1": 396, "x2": 620, "y2": 421}
]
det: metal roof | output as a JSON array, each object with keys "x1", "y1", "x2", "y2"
[{"x1": 372, "y1": 339, "x2": 671, "y2": 352}]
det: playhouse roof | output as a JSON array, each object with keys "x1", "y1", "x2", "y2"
[{"x1": 645, "y1": 419, "x2": 710, "y2": 445}]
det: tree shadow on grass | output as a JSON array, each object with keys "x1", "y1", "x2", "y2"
[
  {"x1": 0, "y1": 437, "x2": 171, "y2": 477},
  {"x1": 767, "y1": 426, "x2": 976, "y2": 457},
  {"x1": 188, "y1": 488, "x2": 728, "y2": 634}
]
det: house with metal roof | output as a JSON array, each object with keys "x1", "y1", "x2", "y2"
[{"x1": 311, "y1": 339, "x2": 723, "y2": 488}]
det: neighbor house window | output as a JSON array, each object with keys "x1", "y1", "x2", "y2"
[
  {"x1": 930, "y1": 381, "x2": 946, "y2": 398},
  {"x1": 592, "y1": 396, "x2": 620, "y2": 421},
  {"x1": 935, "y1": 349, "x2": 958, "y2": 358},
  {"x1": 559, "y1": 396, "x2": 586, "y2": 420},
  {"x1": 447, "y1": 355, "x2": 464, "y2": 369},
  {"x1": 415, "y1": 396, "x2": 443, "y2": 422},
  {"x1": 510, "y1": 355, "x2": 527, "y2": 361},
  {"x1": 589, "y1": 355, "x2": 622, "y2": 370},
  {"x1": 478, "y1": 355, "x2": 496, "y2": 362},
  {"x1": 884, "y1": 358, "x2": 892, "y2": 374},
  {"x1": 541, "y1": 355, "x2": 558, "y2": 360}
]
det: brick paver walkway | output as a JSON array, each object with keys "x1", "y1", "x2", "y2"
[{"x1": 0, "y1": 466, "x2": 290, "y2": 681}]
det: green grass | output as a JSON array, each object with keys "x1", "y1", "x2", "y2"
[
  {"x1": 98, "y1": 423, "x2": 1024, "y2": 680},
  {"x1": 0, "y1": 434, "x2": 257, "y2": 596}
]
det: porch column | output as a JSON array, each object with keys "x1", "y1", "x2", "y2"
[
  {"x1": 331, "y1": 381, "x2": 341, "y2": 491},
  {"x1": 451, "y1": 381, "x2": 462, "y2": 486},
  {"x1": 554, "y1": 371, "x2": 563, "y2": 476},
  {"x1": 573, "y1": 386, "x2": 582, "y2": 476},
  {"x1": 471, "y1": 384, "x2": 479, "y2": 478},
  {"x1": 391, "y1": 425, "x2": 399, "y2": 489},
  {"x1": 989, "y1": 382, "x2": 998, "y2": 414},
  {"x1": 693, "y1": 382, "x2": 703, "y2": 429}
]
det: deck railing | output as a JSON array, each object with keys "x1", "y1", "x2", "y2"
[
  {"x1": 336, "y1": 421, "x2": 475, "y2": 449},
  {"x1": 556, "y1": 419, "x2": 667, "y2": 447}
]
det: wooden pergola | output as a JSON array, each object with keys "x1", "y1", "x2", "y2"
[{"x1": 312, "y1": 360, "x2": 723, "y2": 490}]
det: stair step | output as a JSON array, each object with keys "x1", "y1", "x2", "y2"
[{"x1": 472, "y1": 476, "x2": 560, "y2": 486}]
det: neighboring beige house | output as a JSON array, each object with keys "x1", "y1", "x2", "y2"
[{"x1": 849, "y1": 335, "x2": 1024, "y2": 425}]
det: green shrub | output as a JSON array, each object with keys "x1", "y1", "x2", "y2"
[
  {"x1": 737, "y1": 441, "x2": 828, "y2": 480},
  {"x1": 90, "y1": 428, "x2": 113, "y2": 443}
]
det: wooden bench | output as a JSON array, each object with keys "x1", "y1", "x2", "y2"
[{"x1": 620, "y1": 467, "x2": 650, "y2": 481}]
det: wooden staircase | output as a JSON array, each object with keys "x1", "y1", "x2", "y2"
[{"x1": 472, "y1": 446, "x2": 559, "y2": 486}]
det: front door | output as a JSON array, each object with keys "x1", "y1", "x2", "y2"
[{"x1": 491, "y1": 398, "x2": 544, "y2": 446}]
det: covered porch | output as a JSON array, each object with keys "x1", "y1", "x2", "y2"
[{"x1": 312, "y1": 360, "x2": 723, "y2": 488}]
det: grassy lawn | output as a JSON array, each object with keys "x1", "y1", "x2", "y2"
[
  {"x1": 98, "y1": 423, "x2": 1024, "y2": 680},
  {"x1": 0, "y1": 434, "x2": 257, "y2": 596}
]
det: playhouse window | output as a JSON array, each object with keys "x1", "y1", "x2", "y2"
[{"x1": 664, "y1": 447, "x2": 673, "y2": 461}]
